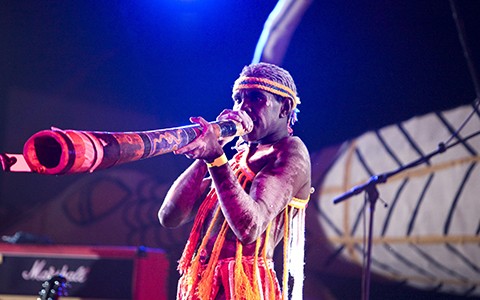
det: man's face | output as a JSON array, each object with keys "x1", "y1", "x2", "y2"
[{"x1": 232, "y1": 88, "x2": 284, "y2": 143}]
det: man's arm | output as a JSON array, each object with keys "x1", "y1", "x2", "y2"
[
  {"x1": 158, "y1": 114, "x2": 249, "y2": 228},
  {"x1": 158, "y1": 159, "x2": 211, "y2": 228}
]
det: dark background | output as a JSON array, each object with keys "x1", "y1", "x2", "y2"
[
  {"x1": 1, "y1": 0, "x2": 479, "y2": 153},
  {"x1": 1, "y1": 1, "x2": 479, "y2": 299}
]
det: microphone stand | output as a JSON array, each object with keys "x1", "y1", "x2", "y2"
[{"x1": 332, "y1": 129, "x2": 480, "y2": 300}]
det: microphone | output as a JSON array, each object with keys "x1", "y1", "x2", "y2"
[
  {"x1": 333, "y1": 175, "x2": 386, "y2": 204},
  {"x1": 22, "y1": 120, "x2": 250, "y2": 175}
]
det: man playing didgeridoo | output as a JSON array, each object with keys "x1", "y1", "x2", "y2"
[{"x1": 158, "y1": 62, "x2": 311, "y2": 300}]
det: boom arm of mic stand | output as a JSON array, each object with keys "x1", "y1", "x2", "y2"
[
  {"x1": 331, "y1": 141, "x2": 451, "y2": 205},
  {"x1": 333, "y1": 174, "x2": 387, "y2": 204}
]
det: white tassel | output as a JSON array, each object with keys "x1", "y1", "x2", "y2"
[{"x1": 288, "y1": 209, "x2": 306, "y2": 300}]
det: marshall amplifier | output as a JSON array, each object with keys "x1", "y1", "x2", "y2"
[{"x1": 0, "y1": 244, "x2": 169, "y2": 299}]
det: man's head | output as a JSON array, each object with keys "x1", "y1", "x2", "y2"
[
  {"x1": 231, "y1": 63, "x2": 300, "y2": 143},
  {"x1": 232, "y1": 63, "x2": 300, "y2": 128}
]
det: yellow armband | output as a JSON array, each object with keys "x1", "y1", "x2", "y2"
[{"x1": 205, "y1": 153, "x2": 228, "y2": 168}]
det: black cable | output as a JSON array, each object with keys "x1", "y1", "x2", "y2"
[
  {"x1": 449, "y1": 0, "x2": 480, "y2": 99},
  {"x1": 442, "y1": 0, "x2": 480, "y2": 147},
  {"x1": 443, "y1": 98, "x2": 480, "y2": 147}
]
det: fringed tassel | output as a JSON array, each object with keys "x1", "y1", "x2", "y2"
[
  {"x1": 262, "y1": 222, "x2": 276, "y2": 300},
  {"x1": 177, "y1": 149, "x2": 249, "y2": 275},
  {"x1": 231, "y1": 147, "x2": 261, "y2": 299},
  {"x1": 180, "y1": 205, "x2": 222, "y2": 299},
  {"x1": 234, "y1": 240, "x2": 259, "y2": 300},
  {"x1": 288, "y1": 208, "x2": 306, "y2": 300},
  {"x1": 282, "y1": 207, "x2": 292, "y2": 300},
  {"x1": 196, "y1": 219, "x2": 229, "y2": 299},
  {"x1": 178, "y1": 189, "x2": 218, "y2": 274},
  {"x1": 252, "y1": 237, "x2": 261, "y2": 297}
]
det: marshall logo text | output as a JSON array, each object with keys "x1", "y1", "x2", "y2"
[{"x1": 21, "y1": 259, "x2": 90, "y2": 283}]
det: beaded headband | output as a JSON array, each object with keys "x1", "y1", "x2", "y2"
[{"x1": 232, "y1": 76, "x2": 301, "y2": 109}]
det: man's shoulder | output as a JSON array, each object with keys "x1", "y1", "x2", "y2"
[{"x1": 276, "y1": 135, "x2": 309, "y2": 155}]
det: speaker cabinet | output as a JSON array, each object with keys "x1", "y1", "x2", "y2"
[{"x1": 0, "y1": 244, "x2": 169, "y2": 299}]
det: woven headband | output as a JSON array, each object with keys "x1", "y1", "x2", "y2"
[{"x1": 232, "y1": 76, "x2": 300, "y2": 108}]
